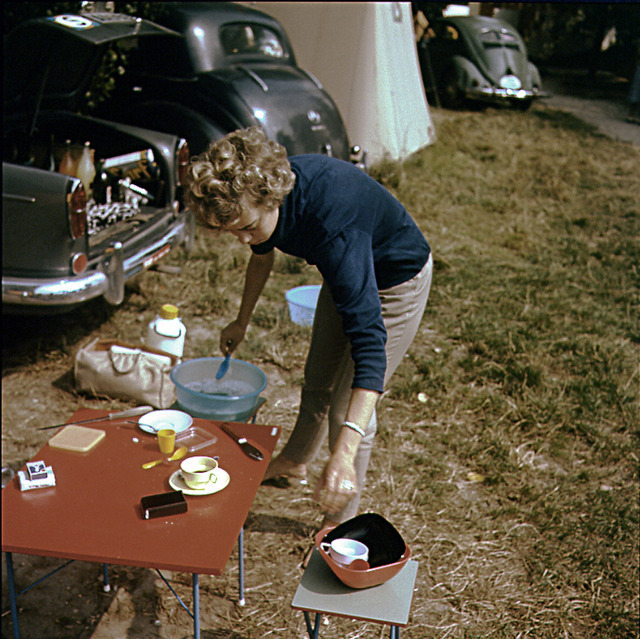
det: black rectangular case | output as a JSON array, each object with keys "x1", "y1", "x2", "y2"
[{"x1": 140, "y1": 491, "x2": 188, "y2": 520}]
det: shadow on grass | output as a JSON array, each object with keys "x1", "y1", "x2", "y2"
[
  {"x1": 2, "y1": 297, "x2": 118, "y2": 374},
  {"x1": 244, "y1": 511, "x2": 313, "y2": 538},
  {"x1": 533, "y1": 107, "x2": 604, "y2": 137}
]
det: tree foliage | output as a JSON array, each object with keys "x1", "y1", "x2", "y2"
[
  {"x1": 412, "y1": 2, "x2": 640, "y2": 79},
  {"x1": 3, "y1": 2, "x2": 166, "y2": 111}
]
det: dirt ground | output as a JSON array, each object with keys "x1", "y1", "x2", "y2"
[
  {"x1": 2, "y1": 73, "x2": 637, "y2": 639},
  {"x1": 0, "y1": 304, "x2": 312, "y2": 637},
  {"x1": 2, "y1": 303, "x2": 438, "y2": 639},
  {"x1": 1, "y1": 307, "x2": 318, "y2": 638}
]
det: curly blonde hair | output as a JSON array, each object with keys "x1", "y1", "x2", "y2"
[{"x1": 185, "y1": 127, "x2": 296, "y2": 229}]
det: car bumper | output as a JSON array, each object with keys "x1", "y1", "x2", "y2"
[
  {"x1": 2, "y1": 207, "x2": 194, "y2": 309},
  {"x1": 465, "y1": 87, "x2": 539, "y2": 102}
]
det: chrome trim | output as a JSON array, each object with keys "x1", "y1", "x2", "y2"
[
  {"x1": 3, "y1": 194, "x2": 37, "y2": 203},
  {"x1": 235, "y1": 64, "x2": 269, "y2": 92},
  {"x1": 101, "y1": 241, "x2": 125, "y2": 305},
  {"x1": 2, "y1": 206, "x2": 193, "y2": 308},
  {"x1": 321, "y1": 143, "x2": 333, "y2": 157},
  {"x1": 300, "y1": 69, "x2": 323, "y2": 90},
  {"x1": 466, "y1": 87, "x2": 536, "y2": 100}
]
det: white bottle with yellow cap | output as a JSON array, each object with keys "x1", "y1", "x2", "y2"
[{"x1": 145, "y1": 304, "x2": 186, "y2": 358}]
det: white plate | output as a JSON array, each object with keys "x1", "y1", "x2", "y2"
[
  {"x1": 138, "y1": 410, "x2": 193, "y2": 434},
  {"x1": 168, "y1": 468, "x2": 230, "y2": 496}
]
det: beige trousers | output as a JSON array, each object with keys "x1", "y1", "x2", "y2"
[{"x1": 281, "y1": 253, "x2": 433, "y2": 521}]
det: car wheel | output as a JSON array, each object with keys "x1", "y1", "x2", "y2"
[
  {"x1": 515, "y1": 99, "x2": 533, "y2": 112},
  {"x1": 439, "y1": 68, "x2": 464, "y2": 110}
]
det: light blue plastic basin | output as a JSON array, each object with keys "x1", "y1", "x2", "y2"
[
  {"x1": 286, "y1": 285, "x2": 321, "y2": 326},
  {"x1": 170, "y1": 357, "x2": 267, "y2": 421}
]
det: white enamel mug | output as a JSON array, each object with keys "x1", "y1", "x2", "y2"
[{"x1": 321, "y1": 538, "x2": 369, "y2": 567}]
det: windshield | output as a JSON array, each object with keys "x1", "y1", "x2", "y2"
[{"x1": 220, "y1": 23, "x2": 288, "y2": 59}]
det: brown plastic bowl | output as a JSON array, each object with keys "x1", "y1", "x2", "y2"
[{"x1": 314, "y1": 528, "x2": 411, "y2": 589}]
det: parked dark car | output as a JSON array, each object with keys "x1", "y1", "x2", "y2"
[
  {"x1": 3, "y1": 12, "x2": 195, "y2": 314},
  {"x1": 417, "y1": 15, "x2": 543, "y2": 110},
  {"x1": 100, "y1": 2, "x2": 352, "y2": 159}
]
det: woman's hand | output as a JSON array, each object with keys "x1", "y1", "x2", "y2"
[
  {"x1": 314, "y1": 448, "x2": 358, "y2": 515},
  {"x1": 314, "y1": 388, "x2": 379, "y2": 516},
  {"x1": 220, "y1": 320, "x2": 246, "y2": 354},
  {"x1": 220, "y1": 250, "x2": 274, "y2": 355}
]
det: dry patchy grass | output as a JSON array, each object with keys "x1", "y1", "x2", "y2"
[{"x1": 2, "y1": 103, "x2": 638, "y2": 638}]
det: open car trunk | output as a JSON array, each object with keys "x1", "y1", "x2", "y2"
[{"x1": 4, "y1": 111, "x2": 179, "y2": 268}]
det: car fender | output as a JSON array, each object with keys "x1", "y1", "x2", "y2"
[
  {"x1": 2, "y1": 163, "x2": 84, "y2": 275},
  {"x1": 125, "y1": 101, "x2": 229, "y2": 156},
  {"x1": 527, "y1": 62, "x2": 542, "y2": 90},
  {"x1": 448, "y1": 55, "x2": 487, "y2": 89}
]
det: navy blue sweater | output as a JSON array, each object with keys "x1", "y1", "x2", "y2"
[{"x1": 252, "y1": 155, "x2": 430, "y2": 392}]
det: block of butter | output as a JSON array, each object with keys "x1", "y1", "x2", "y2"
[{"x1": 49, "y1": 425, "x2": 106, "y2": 452}]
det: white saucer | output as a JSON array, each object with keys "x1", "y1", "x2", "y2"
[
  {"x1": 168, "y1": 468, "x2": 230, "y2": 496},
  {"x1": 138, "y1": 410, "x2": 193, "y2": 434}
]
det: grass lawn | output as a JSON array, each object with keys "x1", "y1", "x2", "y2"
[
  {"x1": 2, "y1": 103, "x2": 637, "y2": 639},
  {"x1": 365, "y1": 106, "x2": 640, "y2": 638},
  {"x1": 150, "y1": 103, "x2": 639, "y2": 638}
]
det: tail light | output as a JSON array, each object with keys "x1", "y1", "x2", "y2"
[
  {"x1": 71, "y1": 252, "x2": 88, "y2": 275},
  {"x1": 176, "y1": 139, "x2": 190, "y2": 186},
  {"x1": 67, "y1": 180, "x2": 87, "y2": 239}
]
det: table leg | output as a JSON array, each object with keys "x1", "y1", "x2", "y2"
[
  {"x1": 102, "y1": 563, "x2": 111, "y2": 592},
  {"x1": 303, "y1": 611, "x2": 322, "y2": 639},
  {"x1": 5, "y1": 552, "x2": 20, "y2": 639},
  {"x1": 238, "y1": 525, "x2": 245, "y2": 606},
  {"x1": 193, "y1": 573, "x2": 200, "y2": 639},
  {"x1": 390, "y1": 626, "x2": 400, "y2": 639}
]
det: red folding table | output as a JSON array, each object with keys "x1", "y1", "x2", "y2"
[{"x1": 2, "y1": 408, "x2": 280, "y2": 639}]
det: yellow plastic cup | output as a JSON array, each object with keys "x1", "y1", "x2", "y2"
[{"x1": 157, "y1": 428, "x2": 176, "y2": 455}]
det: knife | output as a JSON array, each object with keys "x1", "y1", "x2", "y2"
[
  {"x1": 38, "y1": 406, "x2": 154, "y2": 431},
  {"x1": 218, "y1": 422, "x2": 264, "y2": 461}
]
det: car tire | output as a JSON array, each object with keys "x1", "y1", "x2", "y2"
[
  {"x1": 439, "y1": 68, "x2": 464, "y2": 110},
  {"x1": 515, "y1": 99, "x2": 533, "y2": 112}
]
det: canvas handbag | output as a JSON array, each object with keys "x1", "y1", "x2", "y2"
[{"x1": 74, "y1": 338, "x2": 178, "y2": 409}]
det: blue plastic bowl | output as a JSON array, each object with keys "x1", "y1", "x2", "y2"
[
  {"x1": 170, "y1": 357, "x2": 267, "y2": 421},
  {"x1": 286, "y1": 285, "x2": 321, "y2": 326}
]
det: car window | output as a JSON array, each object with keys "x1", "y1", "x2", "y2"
[
  {"x1": 220, "y1": 23, "x2": 288, "y2": 59},
  {"x1": 426, "y1": 22, "x2": 461, "y2": 43},
  {"x1": 480, "y1": 28, "x2": 520, "y2": 49},
  {"x1": 444, "y1": 25, "x2": 460, "y2": 40}
]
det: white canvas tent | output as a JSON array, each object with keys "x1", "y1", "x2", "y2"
[{"x1": 244, "y1": 2, "x2": 436, "y2": 165}]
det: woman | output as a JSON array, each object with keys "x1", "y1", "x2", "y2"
[{"x1": 186, "y1": 127, "x2": 432, "y2": 532}]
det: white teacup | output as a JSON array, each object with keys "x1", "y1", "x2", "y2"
[
  {"x1": 321, "y1": 538, "x2": 369, "y2": 567},
  {"x1": 180, "y1": 456, "x2": 218, "y2": 490}
]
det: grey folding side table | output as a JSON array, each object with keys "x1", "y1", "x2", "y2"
[{"x1": 292, "y1": 549, "x2": 418, "y2": 639}]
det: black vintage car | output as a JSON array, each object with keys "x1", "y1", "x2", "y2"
[
  {"x1": 3, "y1": 12, "x2": 195, "y2": 314},
  {"x1": 418, "y1": 15, "x2": 543, "y2": 110},
  {"x1": 101, "y1": 2, "x2": 352, "y2": 159}
]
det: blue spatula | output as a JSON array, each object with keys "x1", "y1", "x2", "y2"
[{"x1": 215, "y1": 353, "x2": 231, "y2": 380}]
